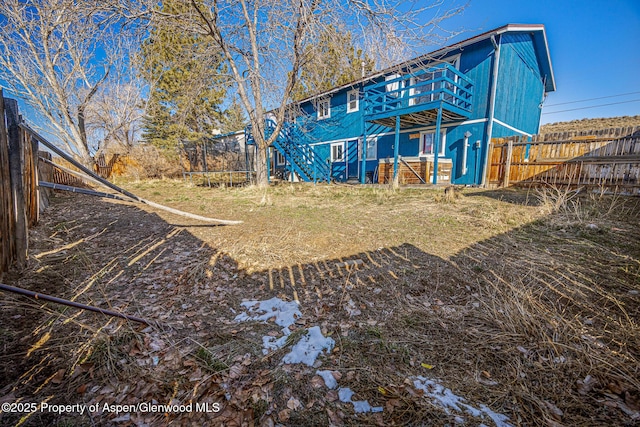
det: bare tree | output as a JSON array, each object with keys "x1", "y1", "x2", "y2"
[
  {"x1": 0, "y1": 0, "x2": 142, "y2": 167},
  {"x1": 87, "y1": 80, "x2": 145, "y2": 154},
  {"x1": 152, "y1": 0, "x2": 465, "y2": 186}
]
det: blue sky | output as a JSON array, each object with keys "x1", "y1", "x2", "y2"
[{"x1": 441, "y1": 0, "x2": 640, "y2": 124}]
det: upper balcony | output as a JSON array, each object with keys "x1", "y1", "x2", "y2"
[{"x1": 363, "y1": 63, "x2": 473, "y2": 128}]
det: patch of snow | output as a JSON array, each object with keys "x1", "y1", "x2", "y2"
[
  {"x1": 262, "y1": 335, "x2": 288, "y2": 355},
  {"x1": 412, "y1": 376, "x2": 512, "y2": 427},
  {"x1": 233, "y1": 298, "x2": 333, "y2": 367},
  {"x1": 235, "y1": 297, "x2": 301, "y2": 334},
  {"x1": 282, "y1": 326, "x2": 334, "y2": 366},
  {"x1": 479, "y1": 404, "x2": 512, "y2": 427},
  {"x1": 338, "y1": 387, "x2": 354, "y2": 402},
  {"x1": 338, "y1": 387, "x2": 383, "y2": 414},
  {"x1": 316, "y1": 370, "x2": 338, "y2": 389}
]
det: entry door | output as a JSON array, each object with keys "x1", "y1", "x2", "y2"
[{"x1": 347, "y1": 139, "x2": 359, "y2": 179}]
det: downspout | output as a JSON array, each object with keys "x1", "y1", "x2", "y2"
[
  {"x1": 360, "y1": 79, "x2": 367, "y2": 184},
  {"x1": 537, "y1": 76, "x2": 548, "y2": 135},
  {"x1": 480, "y1": 34, "x2": 501, "y2": 186}
]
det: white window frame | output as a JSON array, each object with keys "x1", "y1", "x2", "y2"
[
  {"x1": 385, "y1": 74, "x2": 401, "y2": 97},
  {"x1": 275, "y1": 151, "x2": 286, "y2": 166},
  {"x1": 359, "y1": 137, "x2": 377, "y2": 161},
  {"x1": 347, "y1": 89, "x2": 359, "y2": 113},
  {"x1": 317, "y1": 98, "x2": 331, "y2": 120},
  {"x1": 331, "y1": 142, "x2": 344, "y2": 162},
  {"x1": 419, "y1": 130, "x2": 447, "y2": 157}
]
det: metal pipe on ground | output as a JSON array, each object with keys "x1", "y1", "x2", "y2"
[
  {"x1": 0, "y1": 282, "x2": 150, "y2": 325},
  {"x1": 39, "y1": 181, "x2": 129, "y2": 201}
]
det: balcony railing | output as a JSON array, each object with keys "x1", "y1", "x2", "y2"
[{"x1": 363, "y1": 63, "x2": 473, "y2": 122}]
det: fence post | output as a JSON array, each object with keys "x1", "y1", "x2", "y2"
[
  {"x1": 0, "y1": 92, "x2": 13, "y2": 276},
  {"x1": 503, "y1": 139, "x2": 513, "y2": 188},
  {"x1": 5, "y1": 98, "x2": 27, "y2": 268}
]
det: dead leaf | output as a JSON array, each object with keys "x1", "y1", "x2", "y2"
[
  {"x1": 228, "y1": 364, "x2": 244, "y2": 379},
  {"x1": 326, "y1": 408, "x2": 343, "y2": 426},
  {"x1": 576, "y1": 375, "x2": 598, "y2": 395},
  {"x1": 385, "y1": 398, "x2": 401, "y2": 414},
  {"x1": 624, "y1": 390, "x2": 640, "y2": 411},
  {"x1": 310, "y1": 376, "x2": 325, "y2": 388},
  {"x1": 51, "y1": 369, "x2": 65, "y2": 384},
  {"x1": 287, "y1": 397, "x2": 302, "y2": 411},
  {"x1": 543, "y1": 400, "x2": 563, "y2": 420},
  {"x1": 278, "y1": 409, "x2": 290, "y2": 422},
  {"x1": 260, "y1": 417, "x2": 275, "y2": 427},
  {"x1": 607, "y1": 380, "x2": 628, "y2": 395}
]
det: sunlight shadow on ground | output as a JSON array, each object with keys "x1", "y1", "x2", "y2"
[{"x1": 2, "y1": 190, "x2": 638, "y2": 426}]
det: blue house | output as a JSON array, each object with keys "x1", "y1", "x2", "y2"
[{"x1": 257, "y1": 24, "x2": 555, "y2": 186}]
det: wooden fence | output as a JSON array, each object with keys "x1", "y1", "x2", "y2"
[
  {"x1": 487, "y1": 126, "x2": 640, "y2": 194},
  {"x1": 0, "y1": 91, "x2": 42, "y2": 277}
]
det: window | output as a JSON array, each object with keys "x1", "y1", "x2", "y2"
[
  {"x1": 331, "y1": 142, "x2": 344, "y2": 162},
  {"x1": 409, "y1": 56, "x2": 460, "y2": 106},
  {"x1": 346, "y1": 90, "x2": 359, "y2": 113},
  {"x1": 359, "y1": 137, "x2": 377, "y2": 161},
  {"x1": 419, "y1": 131, "x2": 447, "y2": 157},
  {"x1": 385, "y1": 74, "x2": 401, "y2": 97},
  {"x1": 317, "y1": 98, "x2": 331, "y2": 120},
  {"x1": 275, "y1": 151, "x2": 286, "y2": 166},
  {"x1": 409, "y1": 72, "x2": 436, "y2": 106}
]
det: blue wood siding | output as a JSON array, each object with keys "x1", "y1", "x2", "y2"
[
  {"x1": 458, "y1": 40, "x2": 494, "y2": 120},
  {"x1": 494, "y1": 33, "x2": 545, "y2": 135},
  {"x1": 298, "y1": 90, "x2": 363, "y2": 144},
  {"x1": 289, "y1": 28, "x2": 551, "y2": 185}
]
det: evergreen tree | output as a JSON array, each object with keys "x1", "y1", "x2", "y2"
[
  {"x1": 140, "y1": 0, "x2": 227, "y2": 149},
  {"x1": 293, "y1": 26, "x2": 376, "y2": 101}
]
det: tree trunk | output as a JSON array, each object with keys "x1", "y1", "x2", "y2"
[{"x1": 255, "y1": 143, "x2": 269, "y2": 187}]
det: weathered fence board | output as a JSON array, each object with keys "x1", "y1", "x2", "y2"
[
  {"x1": 5, "y1": 97, "x2": 28, "y2": 267},
  {"x1": 487, "y1": 126, "x2": 640, "y2": 194},
  {"x1": 0, "y1": 93, "x2": 15, "y2": 275},
  {"x1": 0, "y1": 92, "x2": 42, "y2": 276}
]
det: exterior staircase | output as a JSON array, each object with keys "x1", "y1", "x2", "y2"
[{"x1": 246, "y1": 120, "x2": 331, "y2": 183}]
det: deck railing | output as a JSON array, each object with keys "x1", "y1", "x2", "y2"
[{"x1": 363, "y1": 63, "x2": 473, "y2": 119}]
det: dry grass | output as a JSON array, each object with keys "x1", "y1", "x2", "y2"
[
  {"x1": 2, "y1": 181, "x2": 639, "y2": 426},
  {"x1": 117, "y1": 179, "x2": 540, "y2": 273}
]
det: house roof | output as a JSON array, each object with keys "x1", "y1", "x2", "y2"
[{"x1": 296, "y1": 23, "x2": 556, "y2": 104}]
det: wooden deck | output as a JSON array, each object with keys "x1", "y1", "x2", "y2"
[{"x1": 364, "y1": 63, "x2": 473, "y2": 128}]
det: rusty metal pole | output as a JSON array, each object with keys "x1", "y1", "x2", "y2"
[{"x1": 0, "y1": 282, "x2": 150, "y2": 325}]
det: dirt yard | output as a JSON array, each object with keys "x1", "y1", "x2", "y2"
[{"x1": 1, "y1": 181, "x2": 639, "y2": 426}]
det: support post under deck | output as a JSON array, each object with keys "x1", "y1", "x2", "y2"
[
  {"x1": 432, "y1": 105, "x2": 443, "y2": 185},
  {"x1": 360, "y1": 118, "x2": 367, "y2": 184},
  {"x1": 392, "y1": 115, "x2": 400, "y2": 182}
]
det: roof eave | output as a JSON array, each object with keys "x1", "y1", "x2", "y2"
[{"x1": 297, "y1": 23, "x2": 556, "y2": 104}]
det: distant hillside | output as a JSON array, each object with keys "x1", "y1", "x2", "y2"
[{"x1": 540, "y1": 115, "x2": 640, "y2": 134}]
